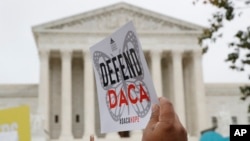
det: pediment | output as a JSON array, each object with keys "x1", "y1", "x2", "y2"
[{"x1": 33, "y1": 2, "x2": 204, "y2": 33}]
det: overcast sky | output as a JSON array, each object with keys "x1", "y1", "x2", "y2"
[{"x1": 0, "y1": 0, "x2": 249, "y2": 84}]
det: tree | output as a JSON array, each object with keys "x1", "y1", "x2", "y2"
[{"x1": 194, "y1": 0, "x2": 250, "y2": 102}]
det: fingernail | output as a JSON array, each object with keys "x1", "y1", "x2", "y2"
[{"x1": 152, "y1": 104, "x2": 158, "y2": 112}]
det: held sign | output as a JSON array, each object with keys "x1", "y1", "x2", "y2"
[
  {"x1": 0, "y1": 105, "x2": 31, "y2": 141},
  {"x1": 90, "y1": 21, "x2": 158, "y2": 133}
]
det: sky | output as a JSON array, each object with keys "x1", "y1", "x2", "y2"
[{"x1": 0, "y1": 0, "x2": 249, "y2": 84}]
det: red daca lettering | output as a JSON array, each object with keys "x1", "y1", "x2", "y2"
[
  {"x1": 128, "y1": 84, "x2": 137, "y2": 103},
  {"x1": 119, "y1": 90, "x2": 128, "y2": 107},
  {"x1": 139, "y1": 84, "x2": 150, "y2": 102},
  {"x1": 130, "y1": 116, "x2": 139, "y2": 123},
  {"x1": 107, "y1": 89, "x2": 117, "y2": 109},
  {"x1": 107, "y1": 83, "x2": 150, "y2": 109}
]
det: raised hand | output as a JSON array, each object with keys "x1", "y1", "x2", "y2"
[{"x1": 142, "y1": 97, "x2": 187, "y2": 141}]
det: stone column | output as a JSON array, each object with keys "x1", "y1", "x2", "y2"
[
  {"x1": 38, "y1": 49, "x2": 50, "y2": 137},
  {"x1": 60, "y1": 50, "x2": 73, "y2": 140},
  {"x1": 150, "y1": 50, "x2": 163, "y2": 97},
  {"x1": 191, "y1": 49, "x2": 208, "y2": 135},
  {"x1": 83, "y1": 51, "x2": 96, "y2": 137},
  {"x1": 171, "y1": 50, "x2": 186, "y2": 127}
]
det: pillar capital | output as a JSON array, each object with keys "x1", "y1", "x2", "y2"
[
  {"x1": 171, "y1": 49, "x2": 183, "y2": 58},
  {"x1": 192, "y1": 49, "x2": 203, "y2": 58},
  {"x1": 150, "y1": 49, "x2": 163, "y2": 58},
  {"x1": 39, "y1": 49, "x2": 50, "y2": 59},
  {"x1": 60, "y1": 49, "x2": 72, "y2": 59},
  {"x1": 83, "y1": 51, "x2": 91, "y2": 58}
]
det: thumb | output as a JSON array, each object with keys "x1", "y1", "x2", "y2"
[
  {"x1": 90, "y1": 135, "x2": 94, "y2": 141},
  {"x1": 148, "y1": 104, "x2": 160, "y2": 125}
]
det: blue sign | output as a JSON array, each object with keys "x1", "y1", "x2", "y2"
[{"x1": 200, "y1": 131, "x2": 229, "y2": 141}]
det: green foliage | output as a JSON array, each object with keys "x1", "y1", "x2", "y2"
[
  {"x1": 194, "y1": 0, "x2": 250, "y2": 100},
  {"x1": 240, "y1": 86, "x2": 250, "y2": 100}
]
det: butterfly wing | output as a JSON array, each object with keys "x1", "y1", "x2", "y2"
[
  {"x1": 93, "y1": 51, "x2": 112, "y2": 90},
  {"x1": 93, "y1": 51, "x2": 126, "y2": 121},
  {"x1": 122, "y1": 31, "x2": 151, "y2": 118},
  {"x1": 94, "y1": 31, "x2": 151, "y2": 121}
]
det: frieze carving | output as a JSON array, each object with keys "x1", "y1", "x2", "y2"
[{"x1": 47, "y1": 9, "x2": 194, "y2": 32}]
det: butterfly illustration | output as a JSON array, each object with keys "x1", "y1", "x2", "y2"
[{"x1": 93, "y1": 31, "x2": 151, "y2": 122}]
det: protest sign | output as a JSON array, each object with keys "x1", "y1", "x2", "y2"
[
  {"x1": 0, "y1": 105, "x2": 31, "y2": 141},
  {"x1": 90, "y1": 21, "x2": 158, "y2": 133}
]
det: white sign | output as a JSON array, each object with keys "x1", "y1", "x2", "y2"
[
  {"x1": 90, "y1": 21, "x2": 158, "y2": 133},
  {"x1": 0, "y1": 131, "x2": 18, "y2": 141}
]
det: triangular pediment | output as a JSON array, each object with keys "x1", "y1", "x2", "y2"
[{"x1": 33, "y1": 2, "x2": 204, "y2": 33}]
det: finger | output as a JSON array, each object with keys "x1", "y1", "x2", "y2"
[
  {"x1": 148, "y1": 104, "x2": 160, "y2": 125},
  {"x1": 90, "y1": 135, "x2": 94, "y2": 141},
  {"x1": 159, "y1": 97, "x2": 175, "y2": 122}
]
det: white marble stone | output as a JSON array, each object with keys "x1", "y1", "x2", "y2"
[
  {"x1": 1, "y1": 2, "x2": 247, "y2": 141},
  {"x1": 32, "y1": 2, "x2": 207, "y2": 141},
  {"x1": 171, "y1": 50, "x2": 186, "y2": 128},
  {"x1": 60, "y1": 50, "x2": 73, "y2": 140}
]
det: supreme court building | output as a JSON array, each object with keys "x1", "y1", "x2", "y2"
[{"x1": 0, "y1": 2, "x2": 249, "y2": 141}]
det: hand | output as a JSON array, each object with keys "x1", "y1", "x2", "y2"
[
  {"x1": 90, "y1": 135, "x2": 94, "y2": 141},
  {"x1": 142, "y1": 97, "x2": 187, "y2": 141}
]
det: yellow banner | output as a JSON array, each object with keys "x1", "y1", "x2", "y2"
[{"x1": 0, "y1": 105, "x2": 31, "y2": 141}]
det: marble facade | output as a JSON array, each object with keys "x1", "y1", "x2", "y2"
[
  {"x1": 0, "y1": 2, "x2": 249, "y2": 141},
  {"x1": 32, "y1": 2, "x2": 208, "y2": 140}
]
